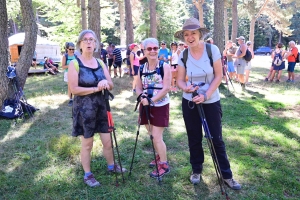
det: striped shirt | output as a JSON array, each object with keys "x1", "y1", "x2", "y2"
[{"x1": 113, "y1": 48, "x2": 122, "y2": 62}]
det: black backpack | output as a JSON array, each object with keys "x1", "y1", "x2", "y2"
[
  {"x1": 181, "y1": 43, "x2": 213, "y2": 68},
  {"x1": 65, "y1": 53, "x2": 77, "y2": 65},
  {"x1": 295, "y1": 52, "x2": 300, "y2": 63},
  {"x1": 273, "y1": 51, "x2": 283, "y2": 66},
  {"x1": 243, "y1": 49, "x2": 252, "y2": 62}
]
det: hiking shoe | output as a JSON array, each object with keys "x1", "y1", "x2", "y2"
[
  {"x1": 190, "y1": 173, "x2": 201, "y2": 185},
  {"x1": 84, "y1": 174, "x2": 101, "y2": 187},
  {"x1": 68, "y1": 99, "x2": 73, "y2": 107},
  {"x1": 291, "y1": 80, "x2": 295, "y2": 83},
  {"x1": 132, "y1": 89, "x2": 136, "y2": 94},
  {"x1": 276, "y1": 79, "x2": 280, "y2": 83},
  {"x1": 264, "y1": 78, "x2": 268, "y2": 82},
  {"x1": 224, "y1": 178, "x2": 241, "y2": 190},
  {"x1": 286, "y1": 79, "x2": 291, "y2": 82},
  {"x1": 149, "y1": 155, "x2": 160, "y2": 167},
  {"x1": 108, "y1": 164, "x2": 127, "y2": 173},
  {"x1": 241, "y1": 83, "x2": 246, "y2": 91},
  {"x1": 149, "y1": 162, "x2": 170, "y2": 178}
]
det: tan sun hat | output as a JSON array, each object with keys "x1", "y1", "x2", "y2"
[{"x1": 174, "y1": 18, "x2": 209, "y2": 41}]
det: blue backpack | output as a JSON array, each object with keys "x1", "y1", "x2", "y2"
[{"x1": 273, "y1": 51, "x2": 283, "y2": 66}]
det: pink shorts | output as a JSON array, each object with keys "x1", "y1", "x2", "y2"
[{"x1": 139, "y1": 104, "x2": 169, "y2": 127}]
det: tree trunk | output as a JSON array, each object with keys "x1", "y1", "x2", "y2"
[
  {"x1": 88, "y1": 0, "x2": 100, "y2": 58},
  {"x1": 192, "y1": 0, "x2": 205, "y2": 27},
  {"x1": 125, "y1": 0, "x2": 134, "y2": 45},
  {"x1": 0, "y1": 0, "x2": 9, "y2": 106},
  {"x1": 249, "y1": 16, "x2": 256, "y2": 51},
  {"x1": 213, "y1": 0, "x2": 224, "y2": 51},
  {"x1": 231, "y1": 0, "x2": 238, "y2": 43},
  {"x1": 224, "y1": 8, "x2": 229, "y2": 43},
  {"x1": 81, "y1": 0, "x2": 87, "y2": 30},
  {"x1": 149, "y1": 0, "x2": 157, "y2": 38},
  {"x1": 118, "y1": 1, "x2": 126, "y2": 45}
]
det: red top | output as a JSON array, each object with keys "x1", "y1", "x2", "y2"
[{"x1": 287, "y1": 47, "x2": 298, "y2": 62}]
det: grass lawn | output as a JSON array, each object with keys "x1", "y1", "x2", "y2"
[{"x1": 0, "y1": 56, "x2": 300, "y2": 200}]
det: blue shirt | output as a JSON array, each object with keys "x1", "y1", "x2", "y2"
[{"x1": 158, "y1": 48, "x2": 170, "y2": 64}]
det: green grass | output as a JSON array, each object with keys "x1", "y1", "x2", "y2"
[{"x1": 0, "y1": 57, "x2": 300, "y2": 199}]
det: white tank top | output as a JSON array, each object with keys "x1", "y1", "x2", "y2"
[{"x1": 171, "y1": 49, "x2": 179, "y2": 65}]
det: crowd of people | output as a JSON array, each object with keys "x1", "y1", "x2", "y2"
[{"x1": 63, "y1": 17, "x2": 244, "y2": 192}]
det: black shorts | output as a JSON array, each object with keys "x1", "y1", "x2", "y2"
[
  {"x1": 108, "y1": 59, "x2": 113, "y2": 67},
  {"x1": 133, "y1": 65, "x2": 139, "y2": 76},
  {"x1": 32, "y1": 58, "x2": 36, "y2": 62},
  {"x1": 113, "y1": 61, "x2": 122, "y2": 68}
]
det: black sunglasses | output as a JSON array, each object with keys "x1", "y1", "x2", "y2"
[
  {"x1": 68, "y1": 49, "x2": 75, "y2": 51},
  {"x1": 179, "y1": 44, "x2": 184, "y2": 46},
  {"x1": 161, "y1": 43, "x2": 166, "y2": 45}
]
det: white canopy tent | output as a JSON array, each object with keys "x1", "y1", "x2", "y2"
[{"x1": 8, "y1": 33, "x2": 61, "y2": 63}]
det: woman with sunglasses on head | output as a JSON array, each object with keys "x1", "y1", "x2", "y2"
[
  {"x1": 135, "y1": 38, "x2": 171, "y2": 178},
  {"x1": 68, "y1": 30, "x2": 126, "y2": 187},
  {"x1": 61, "y1": 42, "x2": 76, "y2": 106},
  {"x1": 174, "y1": 18, "x2": 241, "y2": 190}
]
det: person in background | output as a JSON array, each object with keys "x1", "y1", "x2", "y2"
[
  {"x1": 130, "y1": 43, "x2": 140, "y2": 93},
  {"x1": 49, "y1": 57, "x2": 59, "y2": 69},
  {"x1": 32, "y1": 50, "x2": 37, "y2": 69},
  {"x1": 112, "y1": 44, "x2": 123, "y2": 78},
  {"x1": 158, "y1": 40, "x2": 170, "y2": 63},
  {"x1": 68, "y1": 29, "x2": 126, "y2": 187},
  {"x1": 170, "y1": 41, "x2": 181, "y2": 93},
  {"x1": 100, "y1": 43, "x2": 108, "y2": 67},
  {"x1": 233, "y1": 36, "x2": 247, "y2": 90},
  {"x1": 61, "y1": 42, "x2": 77, "y2": 106},
  {"x1": 178, "y1": 41, "x2": 185, "y2": 52},
  {"x1": 269, "y1": 42, "x2": 286, "y2": 83},
  {"x1": 244, "y1": 41, "x2": 254, "y2": 85},
  {"x1": 206, "y1": 37, "x2": 213, "y2": 44},
  {"x1": 174, "y1": 17, "x2": 241, "y2": 190},
  {"x1": 44, "y1": 56, "x2": 58, "y2": 75},
  {"x1": 137, "y1": 42, "x2": 148, "y2": 65},
  {"x1": 106, "y1": 42, "x2": 114, "y2": 76},
  {"x1": 126, "y1": 44, "x2": 132, "y2": 75},
  {"x1": 223, "y1": 40, "x2": 237, "y2": 81},
  {"x1": 136, "y1": 37, "x2": 171, "y2": 178},
  {"x1": 285, "y1": 40, "x2": 298, "y2": 83}
]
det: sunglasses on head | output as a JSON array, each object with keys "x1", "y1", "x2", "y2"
[{"x1": 145, "y1": 47, "x2": 159, "y2": 51}]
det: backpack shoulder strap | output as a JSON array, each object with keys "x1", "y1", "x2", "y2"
[
  {"x1": 159, "y1": 60, "x2": 164, "y2": 79},
  {"x1": 96, "y1": 58, "x2": 105, "y2": 69},
  {"x1": 139, "y1": 63, "x2": 145, "y2": 80},
  {"x1": 181, "y1": 49, "x2": 188, "y2": 69},
  {"x1": 73, "y1": 58, "x2": 79, "y2": 72},
  {"x1": 206, "y1": 43, "x2": 213, "y2": 67}
]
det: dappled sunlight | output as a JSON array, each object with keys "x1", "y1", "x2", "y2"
[
  {"x1": 0, "y1": 122, "x2": 31, "y2": 144},
  {"x1": 3, "y1": 157, "x2": 24, "y2": 173},
  {"x1": 29, "y1": 94, "x2": 68, "y2": 109}
]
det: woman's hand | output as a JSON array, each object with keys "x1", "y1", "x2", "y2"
[
  {"x1": 184, "y1": 85, "x2": 199, "y2": 93},
  {"x1": 140, "y1": 97, "x2": 149, "y2": 106},
  {"x1": 192, "y1": 93, "x2": 206, "y2": 104},
  {"x1": 97, "y1": 80, "x2": 110, "y2": 91}
]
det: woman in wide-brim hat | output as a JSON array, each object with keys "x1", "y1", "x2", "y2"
[{"x1": 175, "y1": 17, "x2": 241, "y2": 190}]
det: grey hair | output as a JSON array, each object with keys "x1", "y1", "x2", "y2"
[
  {"x1": 142, "y1": 38, "x2": 159, "y2": 49},
  {"x1": 289, "y1": 40, "x2": 295, "y2": 45},
  {"x1": 76, "y1": 30, "x2": 100, "y2": 53}
]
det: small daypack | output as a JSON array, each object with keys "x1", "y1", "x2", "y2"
[
  {"x1": 181, "y1": 43, "x2": 213, "y2": 68},
  {"x1": 243, "y1": 49, "x2": 252, "y2": 62},
  {"x1": 273, "y1": 51, "x2": 283, "y2": 66},
  {"x1": 65, "y1": 53, "x2": 77, "y2": 65},
  {"x1": 73, "y1": 57, "x2": 105, "y2": 72},
  {"x1": 295, "y1": 52, "x2": 300, "y2": 63}
]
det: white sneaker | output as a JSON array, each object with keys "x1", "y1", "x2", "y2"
[{"x1": 190, "y1": 173, "x2": 201, "y2": 185}]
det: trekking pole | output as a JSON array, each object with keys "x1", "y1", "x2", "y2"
[
  {"x1": 129, "y1": 102, "x2": 144, "y2": 177},
  {"x1": 104, "y1": 90, "x2": 125, "y2": 186},
  {"x1": 112, "y1": 127, "x2": 125, "y2": 183},
  {"x1": 144, "y1": 104, "x2": 162, "y2": 184},
  {"x1": 192, "y1": 92, "x2": 230, "y2": 200},
  {"x1": 225, "y1": 69, "x2": 235, "y2": 92}
]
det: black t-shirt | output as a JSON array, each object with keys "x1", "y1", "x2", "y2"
[{"x1": 137, "y1": 49, "x2": 147, "y2": 65}]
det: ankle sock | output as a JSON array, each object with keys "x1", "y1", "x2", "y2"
[
  {"x1": 84, "y1": 172, "x2": 92, "y2": 178},
  {"x1": 107, "y1": 164, "x2": 114, "y2": 170}
]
